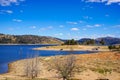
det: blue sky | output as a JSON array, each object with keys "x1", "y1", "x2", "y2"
[{"x1": 0, "y1": 0, "x2": 120, "y2": 39}]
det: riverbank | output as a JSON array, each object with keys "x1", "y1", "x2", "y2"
[
  {"x1": 33, "y1": 45, "x2": 109, "y2": 51},
  {"x1": 0, "y1": 51, "x2": 120, "y2": 80},
  {"x1": 0, "y1": 44, "x2": 57, "y2": 45}
]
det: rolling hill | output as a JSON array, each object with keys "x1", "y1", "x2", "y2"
[{"x1": 0, "y1": 33, "x2": 63, "y2": 44}]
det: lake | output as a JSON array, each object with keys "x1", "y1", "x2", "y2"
[{"x1": 0, "y1": 44, "x2": 95, "y2": 74}]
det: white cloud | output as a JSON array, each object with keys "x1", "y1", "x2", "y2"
[
  {"x1": 94, "y1": 24, "x2": 101, "y2": 27},
  {"x1": 86, "y1": 24, "x2": 101, "y2": 28},
  {"x1": 39, "y1": 26, "x2": 53, "y2": 31},
  {"x1": 39, "y1": 28, "x2": 46, "y2": 31},
  {"x1": 86, "y1": 25, "x2": 94, "y2": 28},
  {"x1": 20, "y1": 10, "x2": 23, "y2": 13},
  {"x1": 13, "y1": 19, "x2": 22, "y2": 22},
  {"x1": 113, "y1": 25, "x2": 120, "y2": 28},
  {"x1": 8, "y1": 27, "x2": 14, "y2": 31},
  {"x1": 83, "y1": 28, "x2": 87, "y2": 30},
  {"x1": 71, "y1": 28, "x2": 79, "y2": 31},
  {"x1": 0, "y1": 0, "x2": 25, "y2": 6},
  {"x1": 79, "y1": 20, "x2": 86, "y2": 24},
  {"x1": 101, "y1": 34, "x2": 116, "y2": 37},
  {"x1": 106, "y1": 0, "x2": 120, "y2": 5},
  {"x1": 59, "y1": 25, "x2": 64, "y2": 28},
  {"x1": 103, "y1": 27, "x2": 107, "y2": 30},
  {"x1": 83, "y1": 16, "x2": 92, "y2": 19},
  {"x1": 0, "y1": 10, "x2": 13, "y2": 14},
  {"x1": 81, "y1": 33, "x2": 116, "y2": 39},
  {"x1": 48, "y1": 26, "x2": 53, "y2": 29},
  {"x1": 85, "y1": 0, "x2": 120, "y2": 5},
  {"x1": 30, "y1": 26, "x2": 36, "y2": 29},
  {"x1": 54, "y1": 33, "x2": 63, "y2": 36},
  {"x1": 6, "y1": 10, "x2": 13, "y2": 13},
  {"x1": 105, "y1": 14, "x2": 109, "y2": 17},
  {"x1": 67, "y1": 21, "x2": 78, "y2": 25}
]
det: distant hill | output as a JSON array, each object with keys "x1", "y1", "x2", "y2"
[
  {"x1": 0, "y1": 33, "x2": 120, "y2": 45},
  {"x1": 78, "y1": 38, "x2": 93, "y2": 43},
  {"x1": 0, "y1": 33, "x2": 63, "y2": 44},
  {"x1": 78, "y1": 37, "x2": 120, "y2": 45},
  {"x1": 96, "y1": 37, "x2": 120, "y2": 45}
]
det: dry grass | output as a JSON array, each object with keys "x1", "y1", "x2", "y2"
[
  {"x1": 33, "y1": 45, "x2": 109, "y2": 51},
  {"x1": 0, "y1": 51, "x2": 120, "y2": 80}
]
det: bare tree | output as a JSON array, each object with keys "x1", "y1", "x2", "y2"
[
  {"x1": 54, "y1": 55, "x2": 76, "y2": 80},
  {"x1": 25, "y1": 53, "x2": 40, "y2": 79}
]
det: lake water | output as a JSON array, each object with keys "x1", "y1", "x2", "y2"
[{"x1": 0, "y1": 45, "x2": 94, "y2": 74}]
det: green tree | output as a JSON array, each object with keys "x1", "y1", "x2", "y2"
[
  {"x1": 84, "y1": 39, "x2": 95, "y2": 45},
  {"x1": 64, "y1": 39, "x2": 78, "y2": 45},
  {"x1": 99, "y1": 39, "x2": 105, "y2": 45},
  {"x1": 108, "y1": 45, "x2": 112, "y2": 51}
]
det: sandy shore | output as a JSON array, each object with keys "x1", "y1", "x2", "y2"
[
  {"x1": 33, "y1": 45, "x2": 109, "y2": 51},
  {"x1": 0, "y1": 51, "x2": 120, "y2": 80}
]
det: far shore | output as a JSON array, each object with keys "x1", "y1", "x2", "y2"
[
  {"x1": 0, "y1": 44, "x2": 57, "y2": 45},
  {"x1": 33, "y1": 45, "x2": 109, "y2": 51}
]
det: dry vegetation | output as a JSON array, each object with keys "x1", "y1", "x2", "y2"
[
  {"x1": 0, "y1": 51, "x2": 120, "y2": 80},
  {"x1": 34, "y1": 45, "x2": 109, "y2": 51}
]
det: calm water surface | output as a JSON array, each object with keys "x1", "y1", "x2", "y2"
[{"x1": 0, "y1": 44, "x2": 94, "y2": 74}]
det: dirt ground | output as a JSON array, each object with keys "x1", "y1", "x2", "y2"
[{"x1": 0, "y1": 51, "x2": 120, "y2": 80}]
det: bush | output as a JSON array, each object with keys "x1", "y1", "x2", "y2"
[
  {"x1": 53, "y1": 55, "x2": 76, "y2": 80},
  {"x1": 64, "y1": 39, "x2": 78, "y2": 45}
]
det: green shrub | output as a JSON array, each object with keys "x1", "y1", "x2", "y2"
[{"x1": 91, "y1": 68, "x2": 112, "y2": 75}]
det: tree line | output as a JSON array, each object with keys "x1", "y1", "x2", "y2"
[{"x1": 63, "y1": 39, "x2": 105, "y2": 45}]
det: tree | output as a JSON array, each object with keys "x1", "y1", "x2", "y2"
[
  {"x1": 108, "y1": 45, "x2": 112, "y2": 51},
  {"x1": 99, "y1": 39, "x2": 105, "y2": 45},
  {"x1": 64, "y1": 39, "x2": 78, "y2": 45},
  {"x1": 83, "y1": 39, "x2": 95, "y2": 45},
  {"x1": 54, "y1": 55, "x2": 76, "y2": 80},
  {"x1": 25, "y1": 53, "x2": 40, "y2": 79}
]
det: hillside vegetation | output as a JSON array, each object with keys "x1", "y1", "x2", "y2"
[
  {"x1": 0, "y1": 33, "x2": 120, "y2": 45},
  {"x1": 0, "y1": 33, "x2": 63, "y2": 44}
]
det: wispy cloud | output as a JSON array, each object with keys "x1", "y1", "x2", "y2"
[
  {"x1": 66, "y1": 21, "x2": 78, "y2": 25},
  {"x1": 71, "y1": 28, "x2": 79, "y2": 31},
  {"x1": 84, "y1": 0, "x2": 120, "y2": 5},
  {"x1": 94, "y1": 24, "x2": 101, "y2": 27},
  {"x1": 79, "y1": 20, "x2": 86, "y2": 24},
  {"x1": 59, "y1": 25, "x2": 64, "y2": 28},
  {"x1": 39, "y1": 26, "x2": 53, "y2": 31},
  {"x1": 30, "y1": 26, "x2": 36, "y2": 29},
  {"x1": 54, "y1": 33, "x2": 63, "y2": 36},
  {"x1": 113, "y1": 25, "x2": 120, "y2": 28},
  {"x1": 81, "y1": 33, "x2": 116, "y2": 39},
  {"x1": 13, "y1": 19, "x2": 22, "y2": 22},
  {"x1": 8, "y1": 27, "x2": 14, "y2": 31},
  {"x1": 105, "y1": 14, "x2": 109, "y2": 17},
  {"x1": 86, "y1": 24, "x2": 101, "y2": 28},
  {"x1": 83, "y1": 16, "x2": 92, "y2": 19},
  {"x1": 20, "y1": 10, "x2": 23, "y2": 13},
  {"x1": 83, "y1": 28, "x2": 87, "y2": 30},
  {"x1": 0, "y1": 10, "x2": 13, "y2": 14},
  {"x1": 0, "y1": 0, "x2": 25, "y2": 6},
  {"x1": 47, "y1": 26, "x2": 53, "y2": 29}
]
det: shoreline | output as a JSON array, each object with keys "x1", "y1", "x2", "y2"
[
  {"x1": 33, "y1": 45, "x2": 109, "y2": 51},
  {"x1": 1, "y1": 51, "x2": 119, "y2": 80},
  {"x1": 0, "y1": 44, "x2": 57, "y2": 45}
]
